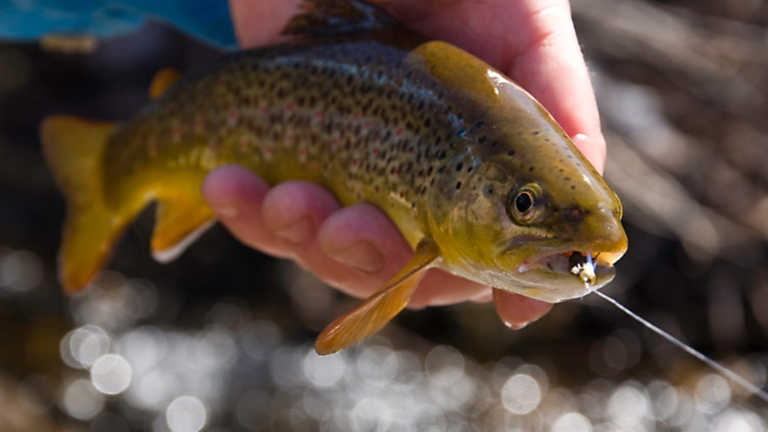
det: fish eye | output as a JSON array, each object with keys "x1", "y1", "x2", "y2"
[
  {"x1": 515, "y1": 191, "x2": 533, "y2": 213},
  {"x1": 507, "y1": 183, "x2": 542, "y2": 224}
]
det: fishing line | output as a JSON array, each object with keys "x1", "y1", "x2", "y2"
[
  {"x1": 593, "y1": 289, "x2": 768, "y2": 404},
  {"x1": 592, "y1": 290, "x2": 768, "y2": 402}
]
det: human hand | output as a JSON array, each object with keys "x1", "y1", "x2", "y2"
[{"x1": 205, "y1": 0, "x2": 605, "y2": 329}]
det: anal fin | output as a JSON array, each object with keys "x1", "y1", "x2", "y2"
[
  {"x1": 315, "y1": 239, "x2": 439, "y2": 355},
  {"x1": 151, "y1": 198, "x2": 215, "y2": 263}
]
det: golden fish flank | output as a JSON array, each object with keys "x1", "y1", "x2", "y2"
[{"x1": 42, "y1": 36, "x2": 627, "y2": 354}]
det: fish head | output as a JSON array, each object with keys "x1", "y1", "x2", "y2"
[
  {"x1": 428, "y1": 142, "x2": 627, "y2": 303},
  {"x1": 420, "y1": 45, "x2": 627, "y2": 302}
]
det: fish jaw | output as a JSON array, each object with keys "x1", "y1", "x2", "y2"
[
  {"x1": 497, "y1": 218, "x2": 627, "y2": 303},
  {"x1": 504, "y1": 250, "x2": 618, "y2": 303}
]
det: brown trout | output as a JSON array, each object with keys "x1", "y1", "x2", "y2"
[{"x1": 41, "y1": 2, "x2": 627, "y2": 354}]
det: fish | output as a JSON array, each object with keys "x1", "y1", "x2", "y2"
[{"x1": 41, "y1": 0, "x2": 627, "y2": 355}]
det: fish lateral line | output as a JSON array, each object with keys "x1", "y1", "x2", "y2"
[{"x1": 591, "y1": 288, "x2": 768, "y2": 404}]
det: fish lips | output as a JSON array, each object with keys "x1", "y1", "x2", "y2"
[
  {"x1": 509, "y1": 259, "x2": 616, "y2": 303},
  {"x1": 499, "y1": 239, "x2": 618, "y2": 303}
]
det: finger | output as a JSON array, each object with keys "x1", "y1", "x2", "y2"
[
  {"x1": 504, "y1": 0, "x2": 606, "y2": 172},
  {"x1": 229, "y1": 0, "x2": 302, "y2": 48},
  {"x1": 315, "y1": 204, "x2": 413, "y2": 298},
  {"x1": 470, "y1": 289, "x2": 493, "y2": 304},
  {"x1": 202, "y1": 164, "x2": 272, "y2": 247},
  {"x1": 260, "y1": 181, "x2": 341, "y2": 258},
  {"x1": 202, "y1": 166, "x2": 339, "y2": 261},
  {"x1": 408, "y1": 269, "x2": 489, "y2": 309},
  {"x1": 493, "y1": 288, "x2": 553, "y2": 329}
]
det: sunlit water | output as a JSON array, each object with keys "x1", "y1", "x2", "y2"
[{"x1": 2, "y1": 246, "x2": 768, "y2": 431}]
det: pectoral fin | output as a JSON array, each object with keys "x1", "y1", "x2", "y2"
[
  {"x1": 151, "y1": 199, "x2": 215, "y2": 263},
  {"x1": 315, "y1": 239, "x2": 439, "y2": 355},
  {"x1": 148, "y1": 67, "x2": 181, "y2": 100}
]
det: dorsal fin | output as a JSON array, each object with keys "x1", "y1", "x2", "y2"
[
  {"x1": 281, "y1": 0, "x2": 396, "y2": 38},
  {"x1": 148, "y1": 67, "x2": 181, "y2": 100}
]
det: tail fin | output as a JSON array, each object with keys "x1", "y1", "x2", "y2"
[{"x1": 41, "y1": 115, "x2": 124, "y2": 294}]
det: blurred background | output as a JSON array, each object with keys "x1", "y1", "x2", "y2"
[{"x1": 2, "y1": 0, "x2": 768, "y2": 430}]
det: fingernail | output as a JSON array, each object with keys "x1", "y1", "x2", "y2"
[
  {"x1": 503, "y1": 319, "x2": 530, "y2": 330},
  {"x1": 272, "y1": 217, "x2": 313, "y2": 244},
  {"x1": 327, "y1": 241, "x2": 384, "y2": 273}
]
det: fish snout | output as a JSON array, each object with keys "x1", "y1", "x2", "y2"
[{"x1": 582, "y1": 206, "x2": 628, "y2": 266}]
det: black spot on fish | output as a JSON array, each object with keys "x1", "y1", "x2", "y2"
[
  {"x1": 456, "y1": 181, "x2": 462, "y2": 190},
  {"x1": 507, "y1": 150, "x2": 515, "y2": 156},
  {"x1": 563, "y1": 206, "x2": 585, "y2": 223}
]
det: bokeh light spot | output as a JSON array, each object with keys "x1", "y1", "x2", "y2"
[
  {"x1": 695, "y1": 373, "x2": 732, "y2": 414},
  {"x1": 166, "y1": 395, "x2": 207, "y2": 432},
  {"x1": 551, "y1": 412, "x2": 593, "y2": 432},
  {"x1": 61, "y1": 378, "x2": 105, "y2": 420},
  {"x1": 303, "y1": 349, "x2": 346, "y2": 387},
  {"x1": 90, "y1": 354, "x2": 133, "y2": 395},
  {"x1": 501, "y1": 374, "x2": 541, "y2": 415}
]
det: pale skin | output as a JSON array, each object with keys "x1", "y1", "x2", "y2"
[{"x1": 203, "y1": 0, "x2": 606, "y2": 329}]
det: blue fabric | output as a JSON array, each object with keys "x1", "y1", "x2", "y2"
[{"x1": 0, "y1": 0, "x2": 237, "y2": 49}]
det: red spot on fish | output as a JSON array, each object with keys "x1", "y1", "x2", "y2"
[
  {"x1": 390, "y1": 167, "x2": 398, "y2": 175},
  {"x1": 374, "y1": 185, "x2": 380, "y2": 192},
  {"x1": 373, "y1": 147, "x2": 380, "y2": 155},
  {"x1": 353, "y1": 113, "x2": 361, "y2": 120},
  {"x1": 395, "y1": 128, "x2": 404, "y2": 136},
  {"x1": 299, "y1": 148, "x2": 307, "y2": 156},
  {"x1": 286, "y1": 104, "x2": 295, "y2": 113},
  {"x1": 227, "y1": 110, "x2": 239, "y2": 127},
  {"x1": 266, "y1": 147, "x2": 273, "y2": 154},
  {"x1": 314, "y1": 111, "x2": 325, "y2": 119}
]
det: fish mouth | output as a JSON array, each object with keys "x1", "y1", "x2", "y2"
[
  {"x1": 517, "y1": 249, "x2": 619, "y2": 276},
  {"x1": 506, "y1": 246, "x2": 623, "y2": 303}
]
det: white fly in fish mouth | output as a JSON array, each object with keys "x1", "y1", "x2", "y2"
[{"x1": 570, "y1": 252, "x2": 596, "y2": 286}]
